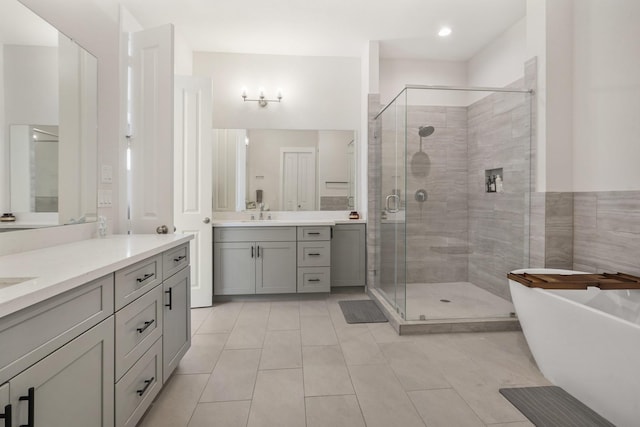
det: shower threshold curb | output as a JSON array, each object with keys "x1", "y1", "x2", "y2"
[{"x1": 368, "y1": 288, "x2": 521, "y2": 335}]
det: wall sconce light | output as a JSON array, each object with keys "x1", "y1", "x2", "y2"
[{"x1": 241, "y1": 87, "x2": 283, "y2": 107}]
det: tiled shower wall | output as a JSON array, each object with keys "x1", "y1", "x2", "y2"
[
  {"x1": 466, "y1": 87, "x2": 532, "y2": 299},
  {"x1": 404, "y1": 106, "x2": 469, "y2": 284}
]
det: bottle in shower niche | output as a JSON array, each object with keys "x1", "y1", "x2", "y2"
[
  {"x1": 486, "y1": 175, "x2": 492, "y2": 192},
  {"x1": 489, "y1": 175, "x2": 496, "y2": 192},
  {"x1": 495, "y1": 174, "x2": 503, "y2": 193}
]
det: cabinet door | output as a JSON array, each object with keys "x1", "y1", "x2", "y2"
[
  {"x1": 0, "y1": 383, "x2": 9, "y2": 427},
  {"x1": 163, "y1": 268, "x2": 191, "y2": 383},
  {"x1": 331, "y1": 224, "x2": 366, "y2": 287},
  {"x1": 10, "y1": 318, "x2": 114, "y2": 427},
  {"x1": 256, "y1": 241, "x2": 297, "y2": 294},
  {"x1": 214, "y1": 242, "x2": 256, "y2": 295}
]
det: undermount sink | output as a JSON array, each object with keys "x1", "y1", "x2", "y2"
[{"x1": 0, "y1": 277, "x2": 36, "y2": 289}]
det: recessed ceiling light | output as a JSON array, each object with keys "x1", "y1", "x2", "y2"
[{"x1": 438, "y1": 27, "x2": 452, "y2": 37}]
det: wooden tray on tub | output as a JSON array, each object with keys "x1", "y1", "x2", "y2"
[{"x1": 507, "y1": 272, "x2": 640, "y2": 290}]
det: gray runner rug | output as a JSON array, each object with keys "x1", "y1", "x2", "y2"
[
  {"x1": 338, "y1": 300, "x2": 388, "y2": 324},
  {"x1": 499, "y1": 386, "x2": 615, "y2": 427}
]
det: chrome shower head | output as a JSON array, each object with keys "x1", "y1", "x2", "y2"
[{"x1": 418, "y1": 126, "x2": 435, "y2": 137}]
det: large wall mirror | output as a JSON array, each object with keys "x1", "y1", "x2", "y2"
[
  {"x1": 0, "y1": 0, "x2": 98, "y2": 231},
  {"x1": 213, "y1": 129, "x2": 357, "y2": 212}
]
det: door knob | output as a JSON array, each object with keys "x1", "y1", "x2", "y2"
[
  {"x1": 156, "y1": 225, "x2": 168, "y2": 234},
  {"x1": 203, "y1": 217, "x2": 211, "y2": 224}
]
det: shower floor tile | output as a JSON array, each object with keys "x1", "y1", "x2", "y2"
[{"x1": 405, "y1": 282, "x2": 515, "y2": 321}]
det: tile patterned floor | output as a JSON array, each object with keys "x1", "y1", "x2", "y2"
[{"x1": 138, "y1": 291, "x2": 547, "y2": 427}]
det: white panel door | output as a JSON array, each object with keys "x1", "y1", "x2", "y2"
[
  {"x1": 212, "y1": 129, "x2": 237, "y2": 212},
  {"x1": 281, "y1": 152, "x2": 298, "y2": 211},
  {"x1": 296, "y1": 151, "x2": 316, "y2": 211},
  {"x1": 174, "y1": 75, "x2": 213, "y2": 308},
  {"x1": 129, "y1": 24, "x2": 174, "y2": 234},
  {"x1": 280, "y1": 148, "x2": 316, "y2": 211}
]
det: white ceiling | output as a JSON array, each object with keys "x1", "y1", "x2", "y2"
[
  {"x1": 0, "y1": 0, "x2": 58, "y2": 45},
  {"x1": 119, "y1": 0, "x2": 526, "y2": 61}
]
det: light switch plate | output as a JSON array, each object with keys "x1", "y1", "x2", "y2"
[
  {"x1": 98, "y1": 189, "x2": 113, "y2": 207},
  {"x1": 101, "y1": 165, "x2": 113, "y2": 184}
]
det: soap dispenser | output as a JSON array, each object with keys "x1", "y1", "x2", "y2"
[{"x1": 495, "y1": 174, "x2": 503, "y2": 193}]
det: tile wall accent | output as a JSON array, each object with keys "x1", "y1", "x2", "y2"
[
  {"x1": 319, "y1": 196, "x2": 349, "y2": 211},
  {"x1": 543, "y1": 192, "x2": 574, "y2": 269},
  {"x1": 573, "y1": 191, "x2": 640, "y2": 276},
  {"x1": 367, "y1": 94, "x2": 381, "y2": 291}
]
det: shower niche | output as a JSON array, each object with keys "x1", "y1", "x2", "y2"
[{"x1": 485, "y1": 167, "x2": 504, "y2": 193}]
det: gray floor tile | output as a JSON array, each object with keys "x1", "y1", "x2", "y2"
[
  {"x1": 138, "y1": 374, "x2": 209, "y2": 427},
  {"x1": 200, "y1": 349, "x2": 261, "y2": 402},
  {"x1": 305, "y1": 395, "x2": 366, "y2": 427},
  {"x1": 187, "y1": 401, "x2": 251, "y2": 427},
  {"x1": 176, "y1": 333, "x2": 227, "y2": 374},
  {"x1": 408, "y1": 389, "x2": 485, "y2": 427},
  {"x1": 348, "y1": 364, "x2": 426, "y2": 427},
  {"x1": 259, "y1": 330, "x2": 302, "y2": 370},
  {"x1": 302, "y1": 345, "x2": 354, "y2": 396},
  {"x1": 247, "y1": 369, "x2": 305, "y2": 427},
  {"x1": 379, "y1": 341, "x2": 450, "y2": 390},
  {"x1": 301, "y1": 315, "x2": 338, "y2": 346},
  {"x1": 190, "y1": 307, "x2": 213, "y2": 336},
  {"x1": 197, "y1": 302, "x2": 243, "y2": 334},
  {"x1": 299, "y1": 300, "x2": 329, "y2": 317},
  {"x1": 336, "y1": 325, "x2": 387, "y2": 366},
  {"x1": 267, "y1": 302, "x2": 300, "y2": 330}
]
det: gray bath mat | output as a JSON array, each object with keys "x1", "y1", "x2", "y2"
[
  {"x1": 338, "y1": 300, "x2": 388, "y2": 324},
  {"x1": 499, "y1": 386, "x2": 614, "y2": 427}
]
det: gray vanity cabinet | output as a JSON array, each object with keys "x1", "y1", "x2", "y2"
[
  {"x1": 8, "y1": 317, "x2": 115, "y2": 427},
  {"x1": 331, "y1": 223, "x2": 366, "y2": 287},
  {"x1": 0, "y1": 383, "x2": 8, "y2": 425},
  {"x1": 213, "y1": 227, "x2": 297, "y2": 295},
  {"x1": 255, "y1": 241, "x2": 297, "y2": 294},
  {"x1": 162, "y1": 267, "x2": 191, "y2": 382}
]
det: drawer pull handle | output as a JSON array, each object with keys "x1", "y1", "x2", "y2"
[
  {"x1": 136, "y1": 273, "x2": 155, "y2": 283},
  {"x1": 0, "y1": 404, "x2": 12, "y2": 427},
  {"x1": 137, "y1": 377, "x2": 155, "y2": 397},
  {"x1": 251, "y1": 246, "x2": 254, "y2": 258},
  {"x1": 136, "y1": 319, "x2": 155, "y2": 334},
  {"x1": 308, "y1": 279, "x2": 321, "y2": 282},
  {"x1": 308, "y1": 253, "x2": 321, "y2": 256},
  {"x1": 173, "y1": 255, "x2": 186, "y2": 263},
  {"x1": 18, "y1": 387, "x2": 34, "y2": 427},
  {"x1": 307, "y1": 232, "x2": 321, "y2": 235},
  {"x1": 165, "y1": 288, "x2": 173, "y2": 310},
  {"x1": 257, "y1": 246, "x2": 260, "y2": 258}
]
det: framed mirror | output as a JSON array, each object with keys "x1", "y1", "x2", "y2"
[
  {"x1": 0, "y1": 0, "x2": 98, "y2": 231},
  {"x1": 213, "y1": 129, "x2": 357, "y2": 212}
]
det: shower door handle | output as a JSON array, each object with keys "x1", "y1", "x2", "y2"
[{"x1": 385, "y1": 194, "x2": 400, "y2": 213}]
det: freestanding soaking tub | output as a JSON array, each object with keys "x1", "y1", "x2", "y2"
[{"x1": 509, "y1": 268, "x2": 640, "y2": 427}]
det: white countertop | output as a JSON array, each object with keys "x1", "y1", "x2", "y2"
[
  {"x1": 212, "y1": 219, "x2": 366, "y2": 227},
  {"x1": 0, "y1": 234, "x2": 193, "y2": 319}
]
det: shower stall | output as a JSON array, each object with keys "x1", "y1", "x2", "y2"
[{"x1": 370, "y1": 85, "x2": 532, "y2": 327}]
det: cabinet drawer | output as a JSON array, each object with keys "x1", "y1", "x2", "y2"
[
  {"x1": 297, "y1": 241, "x2": 331, "y2": 267},
  {"x1": 115, "y1": 285, "x2": 163, "y2": 380},
  {"x1": 214, "y1": 226, "x2": 296, "y2": 242},
  {"x1": 114, "y1": 255, "x2": 162, "y2": 311},
  {"x1": 297, "y1": 267, "x2": 331, "y2": 293},
  {"x1": 163, "y1": 243, "x2": 189, "y2": 280},
  {"x1": 0, "y1": 274, "x2": 114, "y2": 384},
  {"x1": 115, "y1": 337, "x2": 163, "y2": 427},
  {"x1": 297, "y1": 226, "x2": 331, "y2": 241}
]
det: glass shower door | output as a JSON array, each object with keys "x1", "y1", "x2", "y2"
[{"x1": 378, "y1": 92, "x2": 407, "y2": 318}]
